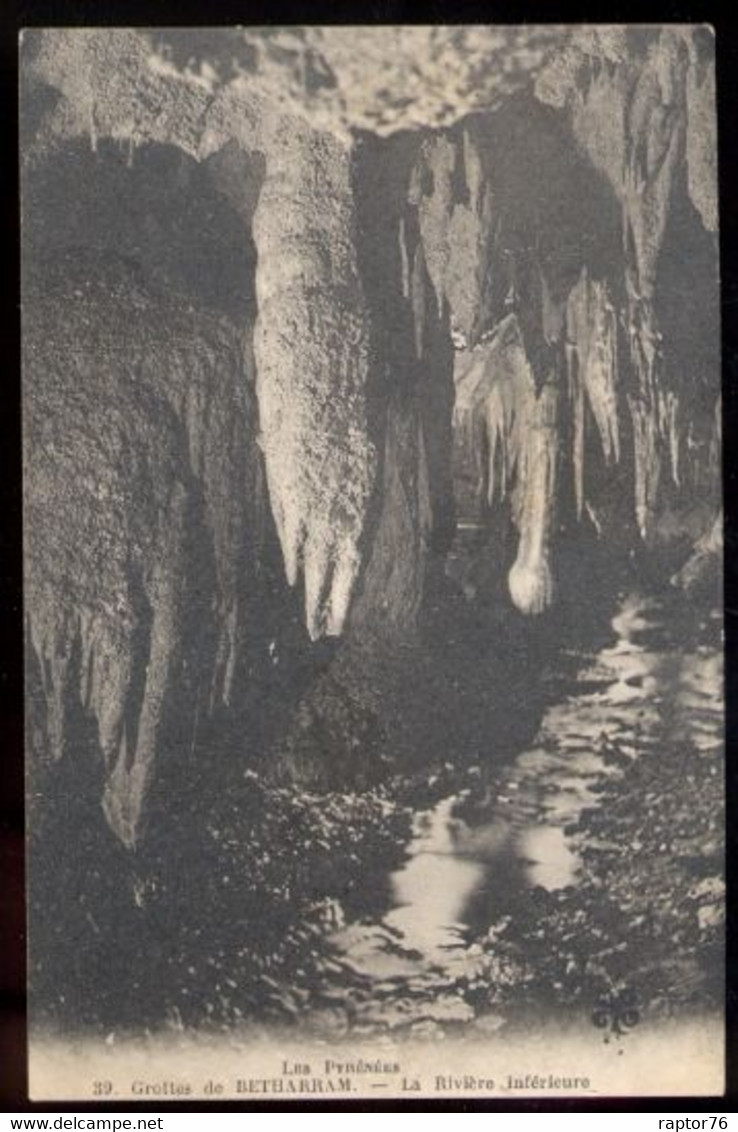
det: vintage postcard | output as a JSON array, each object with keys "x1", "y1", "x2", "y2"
[{"x1": 21, "y1": 26, "x2": 723, "y2": 1101}]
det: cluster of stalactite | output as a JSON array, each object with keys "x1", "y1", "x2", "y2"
[
  {"x1": 432, "y1": 27, "x2": 720, "y2": 611},
  {"x1": 22, "y1": 26, "x2": 720, "y2": 844}
]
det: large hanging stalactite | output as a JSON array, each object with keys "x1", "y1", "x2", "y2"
[
  {"x1": 268, "y1": 129, "x2": 460, "y2": 786},
  {"x1": 252, "y1": 119, "x2": 378, "y2": 642}
]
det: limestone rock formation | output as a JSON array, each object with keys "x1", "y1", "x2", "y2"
[
  {"x1": 252, "y1": 121, "x2": 376, "y2": 640},
  {"x1": 446, "y1": 27, "x2": 719, "y2": 612},
  {"x1": 21, "y1": 25, "x2": 720, "y2": 842},
  {"x1": 453, "y1": 317, "x2": 560, "y2": 614},
  {"x1": 24, "y1": 257, "x2": 261, "y2": 846},
  {"x1": 536, "y1": 25, "x2": 720, "y2": 543}
]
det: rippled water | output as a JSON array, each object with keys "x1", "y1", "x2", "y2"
[{"x1": 308, "y1": 590, "x2": 723, "y2": 1033}]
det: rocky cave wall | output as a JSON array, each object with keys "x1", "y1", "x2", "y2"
[{"x1": 22, "y1": 26, "x2": 720, "y2": 846}]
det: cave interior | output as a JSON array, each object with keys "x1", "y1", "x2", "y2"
[{"x1": 21, "y1": 26, "x2": 721, "y2": 1032}]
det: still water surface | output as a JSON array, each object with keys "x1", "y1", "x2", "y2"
[{"x1": 310, "y1": 591, "x2": 723, "y2": 1032}]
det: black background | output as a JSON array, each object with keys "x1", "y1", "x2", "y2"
[{"x1": 2, "y1": 0, "x2": 736, "y2": 1112}]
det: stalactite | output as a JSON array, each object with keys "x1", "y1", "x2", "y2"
[
  {"x1": 536, "y1": 28, "x2": 689, "y2": 299},
  {"x1": 252, "y1": 119, "x2": 376, "y2": 641},
  {"x1": 507, "y1": 380, "x2": 559, "y2": 615},
  {"x1": 412, "y1": 133, "x2": 456, "y2": 317},
  {"x1": 536, "y1": 26, "x2": 718, "y2": 548},
  {"x1": 567, "y1": 342, "x2": 586, "y2": 521},
  {"x1": 453, "y1": 315, "x2": 559, "y2": 614},
  {"x1": 414, "y1": 126, "x2": 495, "y2": 346},
  {"x1": 454, "y1": 315, "x2": 535, "y2": 515},
  {"x1": 628, "y1": 394, "x2": 662, "y2": 542},
  {"x1": 624, "y1": 301, "x2": 692, "y2": 541},
  {"x1": 565, "y1": 269, "x2": 621, "y2": 518}
]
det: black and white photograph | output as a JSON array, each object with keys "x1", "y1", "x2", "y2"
[{"x1": 20, "y1": 25, "x2": 724, "y2": 1100}]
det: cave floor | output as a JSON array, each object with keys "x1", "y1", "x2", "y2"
[
  {"x1": 291, "y1": 587, "x2": 724, "y2": 1042},
  {"x1": 31, "y1": 583, "x2": 723, "y2": 1048}
]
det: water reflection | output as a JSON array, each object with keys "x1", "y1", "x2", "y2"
[
  {"x1": 321, "y1": 591, "x2": 723, "y2": 1031},
  {"x1": 387, "y1": 799, "x2": 486, "y2": 960}
]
